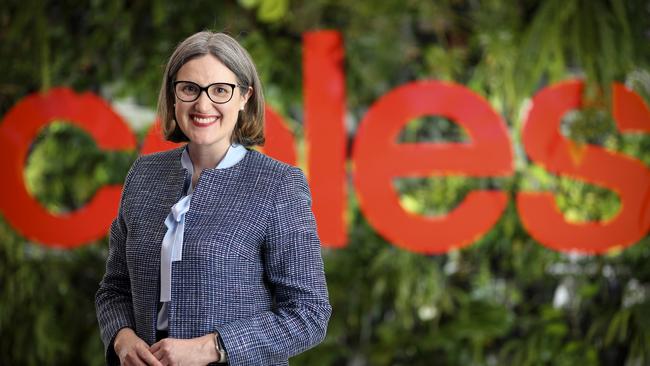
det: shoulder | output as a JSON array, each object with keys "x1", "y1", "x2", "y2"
[
  {"x1": 135, "y1": 147, "x2": 184, "y2": 171},
  {"x1": 244, "y1": 150, "x2": 311, "y2": 201},
  {"x1": 244, "y1": 150, "x2": 304, "y2": 182},
  {"x1": 121, "y1": 147, "x2": 184, "y2": 193}
]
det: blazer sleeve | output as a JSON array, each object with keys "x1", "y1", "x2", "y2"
[
  {"x1": 216, "y1": 166, "x2": 332, "y2": 365},
  {"x1": 95, "y1": 158, "x2": 140, "y2": 365}
]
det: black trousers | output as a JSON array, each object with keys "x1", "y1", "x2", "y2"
[{"x1": 155, "y1": 329, "x2": 168, "y2": 342}]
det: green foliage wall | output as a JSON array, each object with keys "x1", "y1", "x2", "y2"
[{"x1": 1, "y1": 1, "x2": 649, "y2": 365}]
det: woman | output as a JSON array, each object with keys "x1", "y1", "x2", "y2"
[{"x1": 96, "y1": 31, "x2": 331, "y2": 366}]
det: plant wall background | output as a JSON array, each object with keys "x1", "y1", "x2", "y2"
[{"x1": 1, "y1": 0, "x2": 649, "y2": 365}]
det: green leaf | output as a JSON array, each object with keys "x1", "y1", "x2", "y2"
[{"x1": 257, "y1": 0, "x2": 288, "y2": 23}]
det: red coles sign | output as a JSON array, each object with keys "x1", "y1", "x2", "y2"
[{"x1": 0, "y1": 31, "x2": 648, "y2": 254}]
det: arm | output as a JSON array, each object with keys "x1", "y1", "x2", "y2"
[
  {"x1": 95, "y1": 158, "x2": 140, "y2": 365},
  {"x1": 216, "y1": 167, "x2": 332, "y2": 365}
]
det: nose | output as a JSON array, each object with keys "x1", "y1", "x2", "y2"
[{"x1": 194, "y1": 90, "x2": 214, "y2": 112}]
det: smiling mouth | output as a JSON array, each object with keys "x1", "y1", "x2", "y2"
[{"x1": 190, "y1": 114, "x2": 220, "y2": 126}]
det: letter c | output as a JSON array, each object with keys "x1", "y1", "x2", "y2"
[{"x1": 0, "y1": 88, "x2": 136, "y2": 248}]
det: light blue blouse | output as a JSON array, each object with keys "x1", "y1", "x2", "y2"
[{"x1": 157, "y1": 144, "x2": 248, "y2": 331}]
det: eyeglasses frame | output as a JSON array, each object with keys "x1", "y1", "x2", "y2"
[{"x1": 172, "y1": 80, "x2": 247, "y2": 104}]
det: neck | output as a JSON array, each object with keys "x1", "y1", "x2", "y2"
[{"x1": 187, "y1": 142, "x2": 230, "y2": 173}]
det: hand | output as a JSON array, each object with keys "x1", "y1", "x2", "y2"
[
  {"x1": 150, "y1": 334, "x2": 219, "y2": 366},
  {"x1": 114, "y1": 328, "x2": 163, "y2": 366}
]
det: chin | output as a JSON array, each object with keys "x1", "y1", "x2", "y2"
[{"x1": 188, "y1": 136, "x2": 230, "y2": 149}]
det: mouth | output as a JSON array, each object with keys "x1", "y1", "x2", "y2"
[{"x1": 189, "y1": 113, "x2": 221, "y2": 127}]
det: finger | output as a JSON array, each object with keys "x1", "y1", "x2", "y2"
[
  {"x1": 151, "y1": 347, "x2": 165, "y2": 361},
  {"x1": 136, "y1": 345, "x2": 163, "y2": 366},
  {"x1": 150, "y1": 339, "x2": 167, "y2": 360},
  {"x1": 123, "y1": 353, "x2": 147, "y2": 366},
  {"x1": 150, "y1": 341, "x2": 160, "y2": 353},
  {"x1": 157, "y1": 355, "x2": 171, "y2": 366}
]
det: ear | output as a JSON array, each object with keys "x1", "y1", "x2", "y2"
[{"x1": 239, "y1": 86, "x2": 253, "y2": 110}]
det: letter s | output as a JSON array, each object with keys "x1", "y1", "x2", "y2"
[{"x1": 517, "y1": 81, "x2": 650, "y2": 253}]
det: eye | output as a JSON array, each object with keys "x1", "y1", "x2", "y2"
[
  {"x1": 213, "y1": 85, "x2": 232, "y2": 96},
  {"x1": 183, "y1": 84, "x2": 199, "y2": 94}
]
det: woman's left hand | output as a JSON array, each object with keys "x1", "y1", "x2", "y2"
[{"x1": 150, "y1": 334, "x2": 219, "y2": 366}]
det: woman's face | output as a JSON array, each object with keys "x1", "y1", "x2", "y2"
[{"x1": 174, "y1": 54, "x2": 251, "y2": 154}]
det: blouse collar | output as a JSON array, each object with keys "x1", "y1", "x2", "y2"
[{"x1": 180, "y1": 143, "x2": 248, "y2": 175}]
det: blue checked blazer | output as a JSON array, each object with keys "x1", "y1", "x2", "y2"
[{"x1": 95, "y1": 147, "x2": 331, "y2": 365}]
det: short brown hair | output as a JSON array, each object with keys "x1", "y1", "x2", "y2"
[{"x1": 157, "y1": 31, "x2": 265, "y2": 146}]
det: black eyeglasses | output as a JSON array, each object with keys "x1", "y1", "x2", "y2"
[{"x1": 173, "y1": 80, "x2": 246, "y2": 104}]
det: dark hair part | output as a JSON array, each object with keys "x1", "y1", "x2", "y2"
[{"x1": 157, "y1": 31, "x2": 265, "y2": 146}]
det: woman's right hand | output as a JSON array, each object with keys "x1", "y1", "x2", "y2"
[{"x1": 114, "y1": 328, "x2": 163, "y2": 366}]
